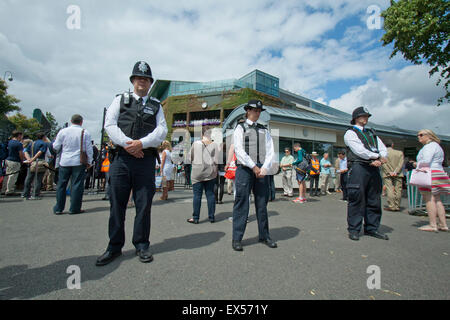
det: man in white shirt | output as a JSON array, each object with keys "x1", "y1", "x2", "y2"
[
  {"x1": 344, "y1": 106, "x2": 389, "y2": 241},
  {"x1": 52, "y1": 114, "x2": 93, "y2": 215},
  {"x1": 231, "y1": 99, "x2": 277, "y2": 251},
  {"x1": 96, "y1": 61, "x2": 168, "y2": 266}
]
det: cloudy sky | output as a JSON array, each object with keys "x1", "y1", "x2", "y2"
[{"x1": 1, "y1": 0, "x2": 449, "y2": 142}]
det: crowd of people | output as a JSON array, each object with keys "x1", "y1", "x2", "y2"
[{"x1": 1, "y1": 61, "x2": 449, "y2": 267}]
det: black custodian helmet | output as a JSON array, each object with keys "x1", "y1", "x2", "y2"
[
  {"x1": 244, "y1": 99, "x2": 265, "y2": 112},
  {"x1": 350, "y1": 106, "x2": 372, "y2": 125},
  {"x1": 130, "y1": 61, "x2": 154, "y2": 83}
]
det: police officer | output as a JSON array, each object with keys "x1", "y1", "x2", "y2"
[
  {"x1": 96, "y1": 61, "x2": 168, "y2": 266},
  {"x1": 231, "y1": 100, "x2": 277, "y2": 251},
  {"x1": 344, "y1": 106, "x2": 389, "y2": 241}
]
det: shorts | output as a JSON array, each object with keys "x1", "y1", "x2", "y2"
[{"x1": 296, "y1": 171, "x2": 307, "y2": 182}]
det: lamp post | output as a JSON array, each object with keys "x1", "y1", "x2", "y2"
[{"x1": 3, "y1": 71, "x2": 13, "y2": 81}]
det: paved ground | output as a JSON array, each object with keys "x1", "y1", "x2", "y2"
[{"x1": 0, "y1": 188, "x2": 449, "y2": 300}]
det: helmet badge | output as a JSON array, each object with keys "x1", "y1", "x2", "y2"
[{"x1": 138, "y1": 61, "x2": 148, "y2": 73}]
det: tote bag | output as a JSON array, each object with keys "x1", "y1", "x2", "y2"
[{"x1": 409, "y1": 163, "x2": 431, "y2": 188}]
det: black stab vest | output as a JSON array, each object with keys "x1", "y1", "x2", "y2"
[
  {"x1": 346, "y1": 126, "x2": 379, "y2": 165},
  {"x1": 236, "y1": 121, "x2": 267, "y2": 165},
  {"x1": 117, "y1": 94, "x2": 160, "y2": 141}
]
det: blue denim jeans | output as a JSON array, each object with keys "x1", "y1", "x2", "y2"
[
  {"x1": 53, "y1": 165, "x2": 86, "y2": 213},
  {"x1": 192, "y1": 179, "x2": 216, "y2": 220}
]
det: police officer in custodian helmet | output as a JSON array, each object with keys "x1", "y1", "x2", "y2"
[
  {"x1": 231, "y1": 99, "x2": 277, "y2": 251},
  {"x1": 344, "y1": 106, "x2": 389, "y2": 241},
  {"x1": 96, "y1": 61, "x2": 168, "y2": 266}
]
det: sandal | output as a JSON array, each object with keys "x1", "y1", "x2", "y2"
[
  {"x1": 418, "y1": 225, "x2": 438, "y2": 233},
  {"x1": 437, "y1": 224, "x2": 449, "y2": 232},
  {"x1": 187, "y1": 218, "x2": 199, "y2": 224}
]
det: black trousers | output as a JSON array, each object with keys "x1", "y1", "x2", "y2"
[
  {"x1": 107, "y1": 153, "x2": 156, "y2": 252},
  {"x1": 214, "y1": 175, "x2": 225, "y2": 202},
  {"x1": 346, "y1": 163, "x2": 382, "y2": 234},
  {"x1": 340, "y1": 171, "x2": 348, "y2": 200},
  {"x1": 309, "y1": 174, "x2": 320, "y2": 195},
  {"x1": 232, "y1": 165, "x2": 270, "y2": 241}
]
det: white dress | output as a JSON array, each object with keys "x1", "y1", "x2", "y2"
[{"x1": 162, "y1": 150, "x2": 174, "y2": 180}]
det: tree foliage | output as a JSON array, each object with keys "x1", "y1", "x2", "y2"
[
  {"x1": 8, "y1": 113, "x2": 42, "y2": 138},
  {"x1": 45, "y1": 111, "x2": 62, "y2": 139},
  {"x1": 381, "y1": 0, "x2": 449, "y2": 105},
  {"x1": 0, "y1": 79, "x2": 21, "y2": 116}
]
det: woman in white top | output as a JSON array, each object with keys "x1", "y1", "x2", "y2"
[
  {"x1": 413, "y1": 129, "x2": 449, "y2": 232},
  {"x1": 160, "y1": 140, "x2": 174, "y2": 200}
]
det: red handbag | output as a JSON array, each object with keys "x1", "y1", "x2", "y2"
[{"x1": 224, "y1": 154, "x2": 237, "y2": 180}]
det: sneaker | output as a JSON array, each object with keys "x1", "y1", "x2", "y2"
[
  {"x1": 300, "y1": 199, "x2": 307, "y2": 203},
  {"x1": 292, "y1": 197, "x2": 301, "y2": 203},
  {"x1": 28, "y1": 196, "x2": 42, "y2": 200}
]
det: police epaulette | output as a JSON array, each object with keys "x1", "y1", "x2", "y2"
[
  {"x1": 256, "y1": 123, "x2": 267, "y2": 130},
  {"x1": 149, "y1": 96, "x2": 160, "y2": 103}
]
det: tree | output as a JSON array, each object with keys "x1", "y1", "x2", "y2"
[
  {"x1": 8, "y1": 113, "x2": 42, "y2": 138},
  {"x1": 381, "y1": 0, "x2": 449, "y2": 105},
  {"x1": 0, "y1": 79, "x2": 21, "y2": 116},
  {"x1": 45, "y1": 111, "x2": 62, "y2": 139}
]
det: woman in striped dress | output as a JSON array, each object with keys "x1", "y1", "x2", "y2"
[{"x1": 414, "y1": 129, "x2": 450, "y2": 232}]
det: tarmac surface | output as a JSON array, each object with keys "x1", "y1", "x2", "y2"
[{"x1": 0, "y1": 187, "x2": 449, "y2": 300}]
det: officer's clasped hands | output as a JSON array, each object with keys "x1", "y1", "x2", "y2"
[{"x1": 125, "y1": 140, "x2": 144, "y2": 158}]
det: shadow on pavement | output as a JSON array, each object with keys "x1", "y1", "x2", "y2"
[
  {"x1": 212, "y1": 210, "x2": 280, "y2": 223},
  {"x1": 82, "y1": 206, "x2": 111, "y2": 214},
  {"x1": 378, "y1": 224, "x2": 394, "y2": 234},
  {"x1": 242, "y1": 226, "x2": 300, "y2": 246},
  {"x1": 0, "y1": 199, "x2": 23, "y2": 203},
  {"x1": 151, "y1": 231, "x2": 226, "y2": 255},
  {"x1": 411, "y1": 221, "x2": 430, "y2": 228},
  {"x1": 0, "y1": 252, "x2": 135, "y2": 300},
  {"x1": 0, "y1": 231, "x2": 226, "y2": 300}
]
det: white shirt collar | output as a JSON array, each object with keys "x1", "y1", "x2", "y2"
[
  {"x1": 354, "y1": 124, "x2": 364, "y2": 131},
  {"x1": 133, "y1": 92, "x2": 148, "y2": 104},
  {"x1": 245, "y1": 119, "x2": 255, "y2": 126}
]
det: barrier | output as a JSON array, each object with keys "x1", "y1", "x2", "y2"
[{"x1": 406, "y1": 169, "x2": 450, "y2": 217}]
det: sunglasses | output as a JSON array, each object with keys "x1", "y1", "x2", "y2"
[{"x1": 417, "y1": 133, "x2": 426, "y2": 137}]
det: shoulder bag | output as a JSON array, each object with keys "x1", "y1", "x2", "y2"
[
  {"x1": 408, "y1": 162, "x2": 431, "y2": 188},
  {"x1": 30, "y1": 142, "x2": 48, "y2": 173},
  {"x1": 80, "y1": 129, "x2": 89, "y2": 166}
]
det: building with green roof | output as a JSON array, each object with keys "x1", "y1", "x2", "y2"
[{"x1": 150, "y1": 69, "x2": 450, "y2": 164}]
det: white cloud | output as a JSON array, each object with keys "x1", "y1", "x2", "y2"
[{"x1": 329, "y1": 65, "x2": 450, "y2": 135}]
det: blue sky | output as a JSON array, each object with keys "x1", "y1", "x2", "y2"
[{"x1": 0, "y1": 0, "x2": 448, "y2": 141}]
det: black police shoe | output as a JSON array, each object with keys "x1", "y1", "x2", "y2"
[
  {"x1": 136, "y1": 248, "x2": 153, "y2": 263},
  {"x1": 348, "y1": 233, "x2": 360, "y2": 241},
  {"x1": 364, "y1": 231, "x2": 389, "y2": 240},
  {"x1": 96, "y1": 250, "x2": 122, "y2": 266},
  {"x1": 232, "y1": 240, "x2": 243, "y2": 251},
  {"x1": 259, "y1": 238, "x2": 277, "y2": 248}
]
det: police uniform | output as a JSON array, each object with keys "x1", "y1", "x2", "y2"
[
  {"x1": 231, "y1": 100, "x2": 277, "y2": 251},
  {"x1": 96, "y1": 61, "x2": 168, "y2": 266},
  {"x1": 344, "y1": 107, "x2": 388, "y2": 241}
]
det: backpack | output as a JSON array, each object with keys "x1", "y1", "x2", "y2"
[
  {"x1": 0, "y1": 142, "x2": 8, "y2": 161},
  {"x1": 295, "y1": 149, "x2": 310, "y2": 173}
]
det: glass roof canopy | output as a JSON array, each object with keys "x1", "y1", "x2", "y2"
[{"x1": 150, "y1": 70, "x2": 280, "y2": 100}]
